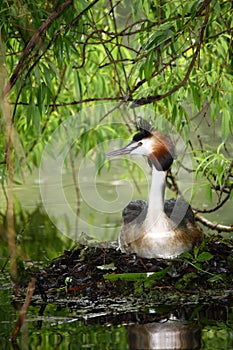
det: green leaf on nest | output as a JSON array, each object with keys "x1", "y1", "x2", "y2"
[
  {"x1": 196, "y1": 252, "x2": 213, "y2": 262},
  {"x1": 104, "y1": 266, "x2": 170, "y2": 285}
]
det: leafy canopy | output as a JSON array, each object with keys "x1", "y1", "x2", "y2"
[{"x1": 0, "y1": 0, "x2": 232, "y2": 224}]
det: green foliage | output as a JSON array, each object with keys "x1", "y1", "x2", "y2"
[
  {"x1": 178, "y1": 244, "x2": 228, "y2": 289},
  {"x1": 0, "y1": 0, "x2": 232, "y2": 212},
  {"x1": 181, "y1": 247, "x2": 213, "y2": 264},
  {"x1": 192, "y1": 144, "x2": 232, "y2": 203}
]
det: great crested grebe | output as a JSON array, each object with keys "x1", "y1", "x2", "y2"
[{"x1": 106, "y1": 119, "x2": 203, "y2": 259}]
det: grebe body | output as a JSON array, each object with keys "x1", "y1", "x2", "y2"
[{"x1": 106, "y1": 120, "x2": 203, "y2": 259}]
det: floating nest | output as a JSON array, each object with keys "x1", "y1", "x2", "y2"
[
  {"x1": 10, "y1": 235, "x2": 232, "y2": 332},
  {"x1": 28, "y1": 236, "x2": 233, "y2": 307}
]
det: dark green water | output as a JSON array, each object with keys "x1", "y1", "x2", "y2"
[{"x1": 1, "y1": 267, "x2": 233, "y2": 350}]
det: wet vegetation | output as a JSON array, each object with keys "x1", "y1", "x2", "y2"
[{"x1": 15, "y1": 235, "x2": 233, "y2": 314}]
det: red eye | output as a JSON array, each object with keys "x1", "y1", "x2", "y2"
[{"x1": 138, "y1": 142, "x2": 142, "y2": 146}]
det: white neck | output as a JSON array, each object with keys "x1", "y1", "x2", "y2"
[{"x1": 146, "y1": 166, "x2": 166, "y2": 227}]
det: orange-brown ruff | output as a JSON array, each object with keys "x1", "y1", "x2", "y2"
[{"x1": 106, "y1": 122, "x2": 203, "y2": 259}]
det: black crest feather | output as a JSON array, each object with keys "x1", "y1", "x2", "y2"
[{"x1": 133, "y1": 117, "x2": 153, "y2": 142}]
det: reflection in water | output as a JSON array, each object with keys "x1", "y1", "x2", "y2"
[{"x1": 128, "y1": 315, "x2": 201, "y2": 350}]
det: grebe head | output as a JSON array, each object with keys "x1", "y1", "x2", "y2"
[{"x1": 106, "y1": 119, "x2": 174, "y2": 171}]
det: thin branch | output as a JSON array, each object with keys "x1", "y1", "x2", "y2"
[
  {"x1": 195, "y1": 213, "x2": 233, "y2": 232},
  {"x1": 109, "y1": 0, "x2": 130, "y2": 95},
  {"x1": 194, "y1": 188, "x2": 232, "y2": 214},
  {"x1": 218, "y1": 161, "x2": 233, "y2": 203},
  {"x1": 130, "y1": 0, "x2": 211, "y2": 107},
  {"x1": 166, "y1": 171, "x2": 182, "y2": 196},
  {"x1": 3, "y1": 0, "x2": 73, "y2": 96},
  {"x1": 10, "y1": 96, "x2": 126, "y2": 107},
  {"x1": 26, "y1": 66, "x2": 68, "y2": 156},
  {"x1": 8, "y1": 0, "x2": 101, "y2": 124},
  {"x1": 11, "y1": 278, "x2": 36, "y2": 343}
]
